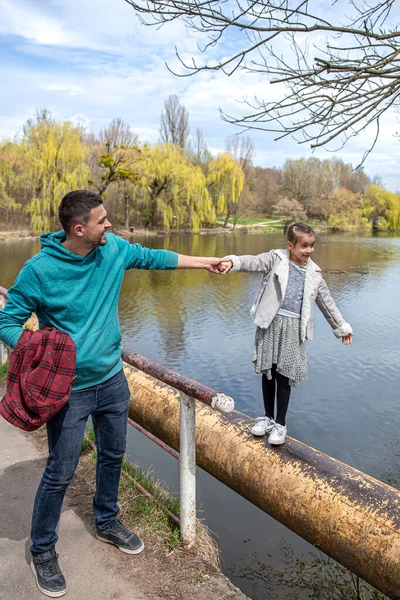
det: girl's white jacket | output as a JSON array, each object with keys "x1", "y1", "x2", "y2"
[{"x1": 225, "y1": 248, "x2": 353, "y2": 341}]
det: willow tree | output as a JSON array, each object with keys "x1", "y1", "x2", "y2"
[
  {"x1": 0, "y1": 142, "x2": 29, "y2": 225},
  {"x1": 325, "y1": 188, "x2": 364, "y2": 232},
  {"x1": 207, "y1": 153, "x2": 244, "y2": 227},
  {"x1": 139, "y1": 143, "x2": 215, "y2": 230},
  {"x1": 362, "y1": 185, "x2": 400, "y2": 231},
  {"x1": 89, "y1": 118, "x2": 141, "y2": 196},
  {"x1": 385, "y1": 193, "x2": 400, "y2": 231},
  {"x1": 24, "y1": 111, "x2": 89, "y2": 232}
]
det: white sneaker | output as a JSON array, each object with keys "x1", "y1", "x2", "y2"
[
  {"x1": 250, "y1": 417, "x2": 275, "y2": 437},
  {"x1": 268, "y1": 423, "x2": 287, "y2": 445}
]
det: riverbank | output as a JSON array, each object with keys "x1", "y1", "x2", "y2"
[
  {"x1": 0, "y1": 376, "x2": 247, "y2": 600},
  {"x1": 0, "y1": 222, "x2": 369, "y2": 241},
  {"x1": 0, "y1": 225, "x2": 260, "y2": 241},
  {"x1": 0, "y1": 226, "x2": 235, "y2": 241}
]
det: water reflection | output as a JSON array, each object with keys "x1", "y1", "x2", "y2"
[
  {"x1": 230, "y1": 540, "x2": 386, "y2": 600},
  {"x1": 2, "y1": 231, "x2": 400, "y2": 600}
]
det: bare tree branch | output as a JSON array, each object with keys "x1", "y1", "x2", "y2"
[
  {"x1": 124, "y1": 0, "x2": 400, "y2": 161},
  {"x1": 160, "y1": 95, "x2": 191, "y2": 149}
]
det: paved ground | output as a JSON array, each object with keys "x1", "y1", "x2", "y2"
[
  {"x1": 0, "y1": 417, "x2": 157, "y2": 600},
  {"x1": 0, "y1": 416, "x2": 248, "y2": 600}
]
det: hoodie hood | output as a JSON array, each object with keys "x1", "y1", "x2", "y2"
[{"x1": 40, "y1": 231, "x2": 92, "y2": 263}]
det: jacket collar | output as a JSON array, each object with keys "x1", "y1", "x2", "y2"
[{"x1": 274, "y1": 248, "x2": 320, "y2": 273}]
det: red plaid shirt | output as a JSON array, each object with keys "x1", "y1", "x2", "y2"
[{"x1": 0, "y1": 327, "x2": 76, "y2": 431}]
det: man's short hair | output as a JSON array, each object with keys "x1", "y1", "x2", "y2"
[{"x1": 58, "y1": 190, "x2": 103, "y2": 233}]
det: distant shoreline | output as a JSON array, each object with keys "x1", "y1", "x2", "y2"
[
  {"x1": 0, "y1": 225, "x2": 278, "y2": 241},
  {"x1": 1, "y1": 224, "x2": 387, "y2": 241}
]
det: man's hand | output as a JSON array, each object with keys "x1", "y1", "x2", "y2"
[
  {"x1": 341, "y1": 333, "x2": 353, "y2": 345},
  {"x1": 204, "y1": 259, "x2": 225, "y2": 274},
  {"x1": 0, "y1": 286, "x2": 8, "y2": 301}
]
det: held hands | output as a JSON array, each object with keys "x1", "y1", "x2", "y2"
[
  {"x1": 201, "y1": 259, "x2": 233, "y2": 274},
  {"x1": 218, "y1": 260, "x2": 233, "y2": 274},
  {"x1": 0, "y1": 286, "x2": 8, "y2": 300},
  {"x1": 341, "y1": 333, "x2": 354, "y2": 345}
]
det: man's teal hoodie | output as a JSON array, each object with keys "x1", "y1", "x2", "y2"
[{"x1": 0, "y1": 232, "x2": 178, "y2": 389}]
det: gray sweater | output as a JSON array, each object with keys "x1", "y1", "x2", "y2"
[{"x1": 278, "y1": 261, "x2": 307, "y2": 318}]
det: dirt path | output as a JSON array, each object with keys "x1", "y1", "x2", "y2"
[
  {"x1": 216, "y1": 218, "x2": 283, "y2": 229},
  {"x1": 0, "y1": 378, "x2": 248, "y2": 600}
]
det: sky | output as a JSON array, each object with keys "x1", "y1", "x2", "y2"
[{"x1": 0, "y1": 0, "x2": 399, "y2": 191}]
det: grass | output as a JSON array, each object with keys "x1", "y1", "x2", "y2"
[
  {"x1": 80, "y1": 430, "x2": 220, "y2": 563},
  {"x1": 0, "y1": 360, "x2": 8, "y2": 382}
]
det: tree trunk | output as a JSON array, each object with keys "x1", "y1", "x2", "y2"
[
  {"x1": 223, "y1": 208, "x2": 231, "y2": 228},
  {"x1": 124, "y1": 194, "x2": 130, "y2": 229}
]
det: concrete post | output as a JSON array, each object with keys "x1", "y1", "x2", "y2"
[{"x1": 179, "y1": 392, "x2": 196, "y2": 548}]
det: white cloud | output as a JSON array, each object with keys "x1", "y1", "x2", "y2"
[
  {"x1": 0, "y1": 0, "x2": 398, "y2": 191},
  {"x1": 36, "y1": 83, "x2": 85, "y2": 96}
]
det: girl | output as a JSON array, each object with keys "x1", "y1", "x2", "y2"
[{"x1": 219, "y1": 222, "x2": 353, "y2": 445}]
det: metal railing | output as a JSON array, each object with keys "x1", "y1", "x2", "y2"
[
  {"x1": 0, "y1": 288, "x2": 235, "y2": 549},
  {"x1": 121, "y1": 348, "x2": 234, "y2": 548}
]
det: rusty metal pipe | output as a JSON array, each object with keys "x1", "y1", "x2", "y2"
[
  {"x1": 122, "y1": 348, "x2": 234, "y2": 413},
  {"x1": 128, "y1": 417, "x2": 180, "y2": 460},
  {"x1": 124, "y1": 364, "x2": 400, "y2": 599}
]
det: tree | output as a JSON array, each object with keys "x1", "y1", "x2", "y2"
[
  {"x1": 89, "y1": 118, "x2": 141, "y2": 196},
  {"x1": 362, "y1": 184, "x2": 400, "y2": 230},
  {"x1": 225, "y1": 135, "x2": 255, "y2": 175},
  {"x1": 0, "y1": 142, "x2": 29, "y2": 220},
  {"x1": 225, "y1": 135, "x2": 256, "y2": 225},
  {"x1": 191, "y1": 128, "x2": 211, "y2": 167},
  {"x1": 325, "y1": 188, "x2": 364, "y2": 231},
  {"x1": 340, "y1": 168, "x2": 371, "y2": 195},
  {"x1": 280, "y1": 157, "x2": 372, "y2": 218},
  {"x1": 24, "y1": 110, "x2": 89, "y2": 232},
  {"x1": 252, "y1": 166, "x2": 283, "y2": 216},
  {"x1": 125, "y1": 0, "x2": 400, "y2": 161},
  {"x1": 230, "y1": 188, "x2": 258, "y2": 229},
  {"x1": 207, "y1": 153, "x2": 244, "y2": 227},
  {"x1": 138, "y1": 143, "x2": 215, "y2": 230},
  {"x1": 159, "y1": 95, "x2": 190, "y2": 150},
  {"x1": 273, "y1": 197, "x2": 306, "y2": 231}
]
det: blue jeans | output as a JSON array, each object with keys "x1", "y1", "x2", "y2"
[{"x1": 30, "y1": 369, "x2": 130, "y2": 554}]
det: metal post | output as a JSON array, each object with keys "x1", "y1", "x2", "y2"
[
  {"x1": 179, "y1": 391, "x2": 196, "y2": 549},
  {"x1": 0, "y1": 296, "x2": 9, "y2": 365}
]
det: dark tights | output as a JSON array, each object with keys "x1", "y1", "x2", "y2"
[{"x1": 262, "y1": 365, "x2": 291, "y2": 426}]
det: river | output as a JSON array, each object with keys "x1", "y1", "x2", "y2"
[{"x1": 1, "y1": 231, "x2": 399, "y2": 598}]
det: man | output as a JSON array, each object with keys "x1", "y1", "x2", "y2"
[{"x1": 0, "y1": 190, "x2": 222, "y2": 598}]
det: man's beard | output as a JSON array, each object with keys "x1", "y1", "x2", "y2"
[{"x1": 85, "y1": 232, "x2": 107, "y2": 248}]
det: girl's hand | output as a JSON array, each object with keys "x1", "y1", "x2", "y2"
[
  {"x1": 219, "y1": 260, "x2": 233, "y2": 274},
  {"x1": 341, "y1": 333, "x2": 353, "y2": 345}
]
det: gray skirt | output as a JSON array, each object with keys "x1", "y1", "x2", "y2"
[{"x1": 252, "y1": 314, "x2": 308, "y2": 387}]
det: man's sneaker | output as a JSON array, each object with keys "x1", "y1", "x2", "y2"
[
  {"x1": 96, "y1": 519, "x2": 144, "y2": 555},
  {"x1": 250, "y1": 416, "x2": 275, "y2": 436},
  {"x1": 268, "y1": 423, "x2": 287, "y2": 445},
  {"x1": 31, "y1": 548, "x2": 67, "y2": 598}
]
